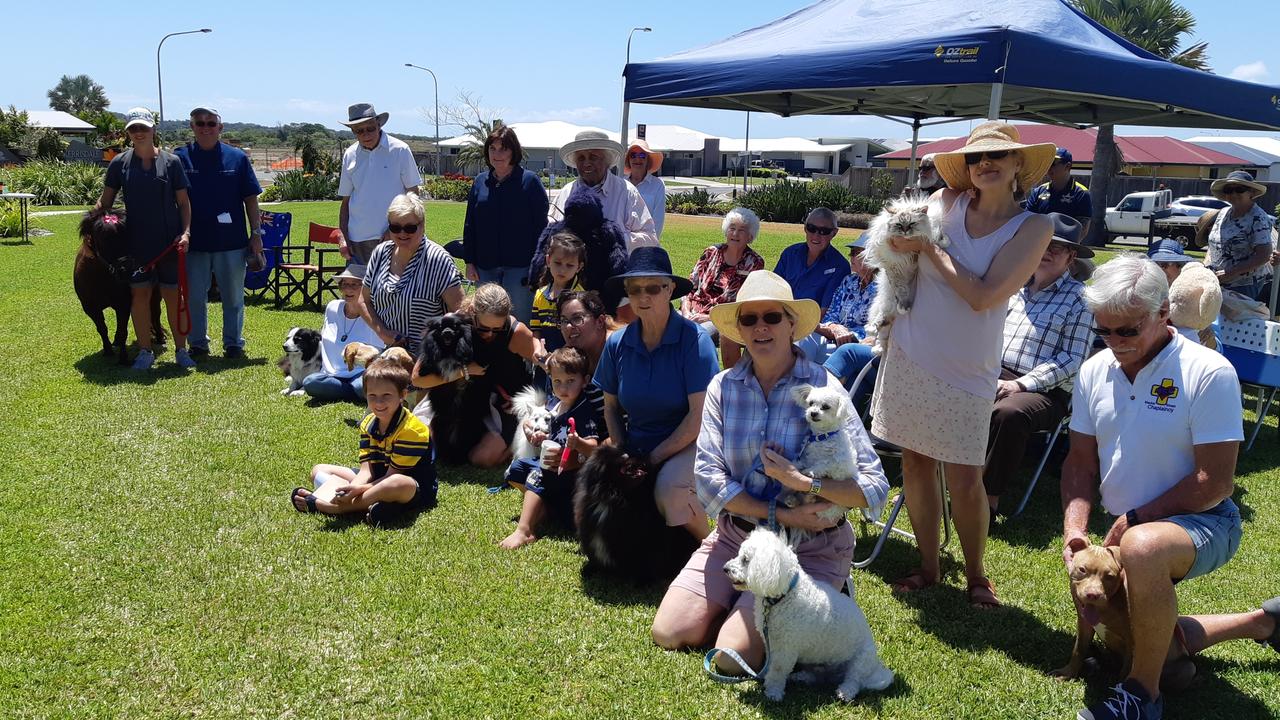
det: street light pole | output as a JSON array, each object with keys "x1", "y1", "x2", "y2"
[
  {"x1": 405, "y1": 63, "x2": 441, "y2": 176},
  {"x1": 156, "y1": 28, "x2": 212, "y2": 125},
  {"x1": 618, "y1": 26, "x2": 651, "y2": 172}
]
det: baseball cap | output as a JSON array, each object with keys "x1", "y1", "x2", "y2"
[
  {"x1": 124, "y1": 107, "x2": 156, "y2": 129},
  {"x1": 189, "y1": 105, "x2": 221, "y2": 119},
  {"x1": 1054, "y1": 147, "x2": 1073, "y2": 164}
]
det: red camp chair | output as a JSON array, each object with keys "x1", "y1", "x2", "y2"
[{"x1": 272, "y1": 222, "x2": 345, "y2": 308}]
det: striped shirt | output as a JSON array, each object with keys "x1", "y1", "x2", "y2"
[
  {"x1": 695, "y1": 354, "x2": 888, "y2": 520},
  {"x1": 358, "y1": 406, "x2": 433, "y2": 475},
  {"x1": 364, "y1": 237, "x2": 461, "y2": 343},
  {"x1": 1001, "y1": 271, "x2": 1094, "y2": 393}
]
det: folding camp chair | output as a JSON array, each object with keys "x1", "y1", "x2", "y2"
[
  {"x1": 245, "y1": 210, "x2": 290, "y2": 300},
  {"x1": 311, "y1": 223, "x2": 349, "y2": 303},
  {"x1": 1008, "y1": 412, "x2": 1071, "y2": 518},
  {"x1": 848, "y1": 355, "x2": 951, "y2": 569},
  {"x1": 272, "y1": 221, "x2": 345, "y2": 308}
]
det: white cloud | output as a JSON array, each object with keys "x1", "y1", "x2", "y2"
[
  {"x1": 1229, "y1": 61, "x2": 1270, "y2": 83},
  {"x1": 519, "y1": 106, "x2": 607, "y2": 123}
]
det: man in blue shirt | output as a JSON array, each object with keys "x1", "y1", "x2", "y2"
[
  {"x1": 174, "y1": 106, "x2": 262, "y2": 359},
  {"x1": 1024, "y1": 147, "x2": 1092, "y2": 236},
  {"x1": 772, "y1": 207, "x2": 850, "y2": 312}
]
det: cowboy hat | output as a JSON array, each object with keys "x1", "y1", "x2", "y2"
[
  {"x1": 1046, "y1": 213, "x2": 1094, "y2": 258},
  {"x1": 709, "y1": 270, "x2": 820, "y2": 347},
  {"x1": 625, "y1": 139, "x2": 663, "y2": 174},
  {"x1": 1210, "y1": 170, "x2": 1267, "y2": 201},
  {"x1": 340, "y1": 102, "x2": 389, "y2": 128},
  {"x1": 605, "y1": 246, "x2": 692, "y2": 299},
  {"x1": 560, "y1": 130, "x2": 623, "y2": 167},
  {"x1": 934, "y1": 121, "x2": 1057, "y2": 193}
]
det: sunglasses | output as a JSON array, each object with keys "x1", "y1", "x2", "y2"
[
  {"x1": 192, "y1": 120, "x2": 219, "y2": 128},
  {"x1": 475, "y1": 321, "x2": 509, "y2": 336},
  {"x1": 965, "y1": 150, "x2": 1011, "y2": 165},
  {"x1": 559, "y1": 313, "x2": 593, "y2": 328},
  {"x1": 387, "y1": 223, "x2": 419, "y2": 234},
  {"x1": 919, "y1": 164, "x2": 935, "y2": 171},
  {"x1": 1221, "y1": 186, "x2": 1252, "y2": 195},
  {"x1": 737, "y1": 311, "x2": 786, "y2": 327},
  {"x1": 1092, "y1": 317, "x2": 1146, "y2": 338},
  {"x1": 126, "y1": 125, "x2": 152, "y2": 133},
  {"x1": 628, "y1": 151, "x2": 648, "y2": 159},
  {"x1": 625, "y1": 282, "x2": 669, "y2": 297},
  {"x1": 352, "y1": 124, "x2": 379, "y2": 136},
  {"x1": 804, "y1": 223, "x2": 837, "y2": 236}
]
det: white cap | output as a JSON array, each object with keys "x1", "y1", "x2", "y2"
[
  {"x1": 124, "y1": 107, "x2": 156, "y2": 129},
  {"x1": 189, "y1": 105, "x2": 220, "y2": 119}
]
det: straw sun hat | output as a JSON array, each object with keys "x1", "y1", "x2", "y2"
[
  {"x1": 934, "y1": 121, "x2": 1057, "y2": 194},
  {"x1": 560, "y1": 130, "x2": 624, "y2": 167},
  {"x1": 1210, "y1": 170, "x2": 1267, "y2": 201},
  {"x1": 709, "y1": 270, "x2": 820, "y2": 347}
]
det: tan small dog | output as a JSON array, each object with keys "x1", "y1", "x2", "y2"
[
  {"x1": 343, "y1": 342, "x2": 381, "y2": 371},
  {"x1": 1053, "y1": 544, "x2": 1130, "y2": 681},
  {"x1": 379, "y1": 346, "x2": 416, "y2": 374}
]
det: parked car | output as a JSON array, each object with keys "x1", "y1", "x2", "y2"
[
  {"x1": 1169, "y1": 195, "x2": 1228, "y2": 217},
  {"x1": 1105, "y1": 190, "x2": 1198, "y2": 245}
]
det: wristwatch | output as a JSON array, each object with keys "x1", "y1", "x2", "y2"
[
  {"x1": 1125, "y1": 508, "x2": 1141, "y2": 527},
  {"x1": 250, "y1": 228, "x2": 263, "y2": 237},
  {"x1": 808, "y1": 477, "x2": 823, "y2": 495}
]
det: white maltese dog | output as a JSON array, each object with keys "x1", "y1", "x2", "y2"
[
  {"x1": 861, "y1": 193, "x2": 949, "y2": 354},
  {"x1": 510, "y1": 386, "x2": 554, "y2": 460},
  {"x1": 723, "y1": 528, "x2": 894, "y2": 702},
  {"x1": 774, "y1": 383, "x2": 854, "y2": 541}
]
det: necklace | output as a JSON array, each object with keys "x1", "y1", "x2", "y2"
[{"x1": 339, "y1": 308, "x2": 359, "y2": 342}]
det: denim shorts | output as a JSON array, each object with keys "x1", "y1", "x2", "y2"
[{"x1": 1167, "y1": 498, "x2": 1242, "y2": 582}]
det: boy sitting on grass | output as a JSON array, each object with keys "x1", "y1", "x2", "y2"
[
  {"x1": 500, "y1": 347, "x2": 605, "y2": 549},
  {"x1": 290, "y1": 357, "x2": 437, "y2": 526}
]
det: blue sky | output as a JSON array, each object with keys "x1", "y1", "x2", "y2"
[{"x1": 7, "y1": 0, "x2": 1278, "y2": 142}]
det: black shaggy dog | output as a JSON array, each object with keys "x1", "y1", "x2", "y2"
[
  {"x1": 527, "y1": 184, "x2": 629, "y2": 312},
  {"x1": 73, "y1": 209, "x2": 164, "y2": 364},
  {"x1": 574, "y1": 444, "x2": 700, "y2": 584},
  {"x1": 416, "y1": 314, "x2": 483, "y2": 464}
]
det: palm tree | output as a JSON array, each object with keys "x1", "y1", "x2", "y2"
[
  {"x1": 46, "y1": 74, "x2": 109, "y2": 115},
  {"x1": 1071, "y1": 0, "x2": 1209, "y2": 245}
]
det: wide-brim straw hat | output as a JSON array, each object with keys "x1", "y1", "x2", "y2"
[
  {"x1": 1210, "y1": 170, "x2": 1267, "y2": 201},
  {"x1": 340, "y1": 102, "x2": 388, "y2": 128},
  {"x1": 626, "y1": 139, "x2": 663, "y2": 174},
  {"x1": 560, "y1": 130, "x2": 623, "y2": 168},
  {"x1": 934, "y1": 121, "x2": 1057, "y2": 193},
  {"x1": 709, "y1": 270, "x2": 820, "y2": 347}
]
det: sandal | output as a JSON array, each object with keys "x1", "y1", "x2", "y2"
[
  {"x1": 967, "y1": 577, "x2": 1003, "y2": 609},
  {"x1": 891, "y1": 569, "x2": 937, "y2": 594},
  {"x1": 1258, "y1": 596, "x2": 1280, "y2": 652},
  {"x1": 291, "y1": 487, "x2": 318, "y2": 514}
]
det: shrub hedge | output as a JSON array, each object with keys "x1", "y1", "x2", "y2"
[{"x1": 1, "y1": 159, "x2": 105, "y2": 205}]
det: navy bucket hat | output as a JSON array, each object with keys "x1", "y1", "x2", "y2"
[{"x1": 605, "y1": 246, "x2": 693, "y2": 299}]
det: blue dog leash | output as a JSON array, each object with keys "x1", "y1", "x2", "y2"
[{"x1": 702, "y1": 571, "x2": 799, "y2": 684}]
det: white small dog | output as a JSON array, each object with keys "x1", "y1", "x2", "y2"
[
  {"x1": 777, "y1": 383, "x2": 854, "y2": 538},
  {"x1": 279, "y1": 327, "x2": 322, "y2": 396},
  {"x1": 510, "y1": 386, "x2": 555, "y2": 459},
  {"x1": 861, "y1": 193, "x2": 949, "y2": 354},
  {"x1": 723, "y1": 529, "x2": 894, "y2": 702}
]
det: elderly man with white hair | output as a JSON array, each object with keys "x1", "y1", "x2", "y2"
[
  {"x1": 549, "y1": 130, "x2": 656, "y2": 253},
  {"x1": 1062, "y1": 254, "x2": 1280, "y2": 720}
]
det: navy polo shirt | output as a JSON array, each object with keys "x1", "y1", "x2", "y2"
[
  {"x1": 773, "y1": 242, "x2": 851, "y2": 309},
  {"x1": 593, "y1": 307, "x2": 720, "y2": 453},
  {"x1": 174, "y1": 141, "x2": 262, "y2": 253},
  {"x1": 462, "y1": 166, "x2": 549, "y2": 270},
  {"x1": 1024, "y1": 180, "x2": 1093, "y2": 219}
]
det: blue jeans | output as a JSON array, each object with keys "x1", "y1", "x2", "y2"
[
  {"x1": 476, "y1": 265, "x2": 534, "y2": 324},
  {"x1": 796, "y1": 331, "x2": 836, "y2": 364},
  {"x1": 302, "y1": 371, "x2": 364, "y2": 403},
  {"x1": 823, "y1": 342, "x2": 878, "y2": 411},
  {"x1": 187, "y1": 248, "x2": 247, "y2": 351}
]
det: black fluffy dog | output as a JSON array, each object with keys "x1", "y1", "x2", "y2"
[
  {"x1": 527, "y1": 184, "x2": 629, "y2": 312},
  {"x1": 73, "y1": 209, "x2": 164, "y2": 364},
  {"x1": 574, "y1": 444, "x2": 699, "y2": 584},
  {"x1": 416, "y1": 314, "x2": 484, "y2": 464}
]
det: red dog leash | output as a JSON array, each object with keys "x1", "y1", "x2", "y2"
[{"x1": 139, "y1": 239, "x2": 191, "y2": 337}]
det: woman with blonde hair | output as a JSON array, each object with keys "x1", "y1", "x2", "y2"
[{"x1": 872, "y1": 121, "x2": 1055, "y2": 609}]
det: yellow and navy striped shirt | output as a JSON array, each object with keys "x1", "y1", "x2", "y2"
[
  {"x1": 530, "y1": 281, "x2": 584, "y2": 332},
  {"x1": 358, "y1": 406, "x2": 432, "y2": 475}
]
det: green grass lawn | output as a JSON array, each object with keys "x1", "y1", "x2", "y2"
[{"x1": 3, "y1": 202, "x2": 1278, "y2": 718}]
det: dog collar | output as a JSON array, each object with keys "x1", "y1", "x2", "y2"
[
  {"x1": 809, "y1": 430, "x2": 840, "y2": 443},
  {"x1": 762, "y1": 572, "x2": 800, "y2": 610}
]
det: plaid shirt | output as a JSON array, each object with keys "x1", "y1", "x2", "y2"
[
  {"x1": 1002, "y1": 271, "x2": 1094, "y2": 393},
  {"x1": 683, "y1": 244, "x2": 765, "y2": 317},
  {"x1": 695, "y1": 354, "x2": 888, "y2": 520}
]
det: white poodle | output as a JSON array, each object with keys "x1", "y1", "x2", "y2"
[
  {"x1": 775, "y1": 383, "x2": 854, "y2": 539},
  {"x1": 509, "y1": 386, "x2": 554, "y2": 460},
  {"x1": 723, "y1": 528, "x2": 894, "y2": 702},
  {"x1": 861, "y1": 193, "x2": 949, "y2": 354}
]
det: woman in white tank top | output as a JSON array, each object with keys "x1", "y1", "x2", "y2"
[{"x1": 869, "y1": 122, "x2": 1055, "y2": 609}]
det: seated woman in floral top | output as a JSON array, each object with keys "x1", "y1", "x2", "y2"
[
  {"x1": 681, "y1": 207, "x2": 765, "y2": 368},
  {"x1": 804, "y1": 235, "x2": 880, "y2": 408}
]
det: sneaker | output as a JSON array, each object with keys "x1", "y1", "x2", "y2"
[
  {"x1": 188, "y1": 346, "x2": 210, "y2": 358},
  {"x1": 1078, "y1": 680, "x2": 1163, "y2": 720},
  {"x1": 131, "y1": 349, "x2": 156, "y2": 371},
  {"x1": 175, "y1": 348, "x2": 197, "y2": 369},
  {"x1": 224, "y1": 346, "x2": 244, "y2": 359}
]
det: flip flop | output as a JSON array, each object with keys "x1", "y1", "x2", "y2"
[
  {"x1": 1258, "y1": 596, "x2": 1280, "y2": 652},
  {"x1": 891, "y1": 568, "x2": 937, "y2": 594},
  {"x1": 967, "y1": 576, "x2": 1003, "y2": 609},
  {"x1": 291, "y1": 487, "x2": 318, "y2": 514}
]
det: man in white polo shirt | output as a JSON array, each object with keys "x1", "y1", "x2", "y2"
[
  {"x1": 336, "y1": 103, "x2": 422, "y2": 264},
  {"x1": 549, "y1": 130, "x2": 656, "y2": 253},
  {"x1": 1063, "y1": 254, "x2": 1279, "y2": 720}
]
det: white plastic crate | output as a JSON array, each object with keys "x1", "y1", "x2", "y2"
[{"x1": 1220, "y1": 317, "x2": 1280, "y2": 356}]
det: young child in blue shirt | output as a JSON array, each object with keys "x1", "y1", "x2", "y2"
[
  {"x1": 500, "y1": 347, "x2": 606, "y2": 549},
  {"x1": 290, "y1": 357, "x2": 437, "y2": 526}
]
